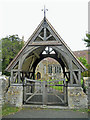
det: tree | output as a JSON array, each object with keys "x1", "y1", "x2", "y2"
[
  {"x1": 78, "y1": 56, "x2": 88, "y2": 68},
  {"x1": 0, "y1": 40, "x2": 2, "y2": 74},
  {"x1": 2, "y1": 35, "x2": 24, "y2": 75},
  {"x1": 84, "y1": 33, "x2": 90, "y2": 47},
  {"x1": 78, "y1": 56, "x2": 90, "y2": 77}
]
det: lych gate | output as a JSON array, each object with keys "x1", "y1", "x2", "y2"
[{"x1": 6, "y1": 15, "x2": 87, "y2": 107}]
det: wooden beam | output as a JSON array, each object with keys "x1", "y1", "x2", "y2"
[
  {"x1": 28, "y1": 57, "x2": 35, "y2": 71},
  {"x1": 28, "y1": 41, "x2": 62, "y2": 46},
  {"x1": 23, "y1": 47, "x2": 33, "y2": 55},
  {"x1": 65, "y1": 72, "x2": 69, "y2": 81},
  {"x1": 47, "y1": 79, "x2": 65, "y2": 83},
  {"x1": 78, "y1": 71, "x2": 81, "y2": 86},
  {"x1": 12, "y1": 69, "x2": 18, "y2": 72},
  {"x1": 72, "y1": 69, "x2": 80, "y2": 72},
  {"x1": 46, "y1": 34, "x2": 52, "y2": 40},
  {"x1": 26, "y1": 79, "x2": 42, "y2": 83},
  {"x1": 63, "y1": 85, "x2": 67, "y2": 103},
  {"x1": 10, "y1": 83, "x2": 23, "y2": 86},
  {"x1": 38, "y1": 35, "x2": 44, "y2": 40},
  {"x1": 52, "y1": 46, "x2": 70, "y2": 67},
  {"x1": 26, "y1": 88, "x2": 41, "y2": 102},
  {"x1": 13, "y1": 73, "x2": 18, "y2": 83},
  {"x1": 43, "y1": 81, "x2": 47, "y2": 105},
  {"x1": 33, "y1": 51, "x2": 40, "y2": 58},
  {"x1": 73, "y1": 72, "x2": 78, "y2": 84},
  {"x1": 52, "y1": 90, "x2": 64, "y2": 103},
  {"x1": 25, "y1": 55, "x2": 34, "y2": 62},
  {"x1": 47, "y1": 26, "x2": 61, "y2": 42},
  {"x1": 24, "y1": 85, "x2": 26, "y2": 102},
  {"x1": 69, "y1": 60, "x2": 73, "y2": 85},
  {"x1": 31, "y1": 26, "x2": 44, "y2": 43},
  {"x1": 18, "y1": 70, "x2": 21, "y2": 83},
  {"x1": 26, "y1": 93, "x2": 42, "y2": 95},
  {"x1": 44, "y1": 28, "x2": 46, "y2": 40},
  {"x1": 11, "y1": 70, "x2": 13, "y2": 83}
]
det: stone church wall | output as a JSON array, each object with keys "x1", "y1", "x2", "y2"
[{"x1": 35, "y1": 57, "x2": 63, "y2": 80}]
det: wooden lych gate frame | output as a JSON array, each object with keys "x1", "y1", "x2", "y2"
[{"x1": 5, "y1": 16, "x2": 87, "y2": 106}]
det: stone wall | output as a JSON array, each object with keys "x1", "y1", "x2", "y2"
[
  {"x1": 5, "y1": 86, "x2": 23, "y2": 107},
  {"x1": 83, "y1": 77, "x2": 89, "y2": 94},
  {"x1": 1, "y1": 75, "x2": 89, "y2": 108},
  {"x1": 1, "y1": 76, "x2": 23, "y2": 107},
  {"x1": 68, "y1": 87, "x2": 88, "y2": 109},
  {"x1": 0, "y1": 76, "x2": 2, "y2": 119},
  {"x1": 83, "y1": 77, "x2": 90, "y2": 108},
  {"x1": 1, "y1": 76, "x2": 9, "y2": 104}
]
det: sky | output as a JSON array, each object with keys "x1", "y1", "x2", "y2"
[{"x1": 0, "y1": 0, "x2": 89, "y2": 51}]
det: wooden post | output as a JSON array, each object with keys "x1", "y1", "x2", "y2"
[
  {"x1": 44, "y1": 28, "x2": 46, "y2": 41},
  {"x1": 11, "y1": 70, "x2": 13, "y2": 83},
  {"x1": 78, "y1": 70, "x2": 81, "y2": 86},
  {"x1": 22, "y1": 72, "x2": 24, "y2": 82},
  {"x1": 18, "y1": 70, "x2": 21, "y2": 83},
  {"x1": 32, "y1": 72, "x2": 35, "y2": 93},
  {"x1": 69, "y1": 60, "x2": 73, "y2": 85},
  {"x1": 18, "y1": 58, "x2": 22, "y2": 83},
  {"x1": 64, "y1": 80, "x2": 67, "y2": 103},
  {"x1": 43, "y1": 81, "x2": 47, "y2": 105},
  {"x1": 24, "y1": 78, "x2": 26, "y2": 103}
]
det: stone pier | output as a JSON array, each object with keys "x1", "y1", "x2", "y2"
[
  {"x1": 68, "y1": 87, "x2": 88, "y2": 109},
  {"x1": 5, "y1": 85, "x2": 23, "y2": 107}
]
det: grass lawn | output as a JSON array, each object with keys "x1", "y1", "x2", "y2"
[
  {"x1": 39, "y1": 79, "x2": 64, "y2": 91},
  {"x1": 48, "y1": 81, "x2": 63, "y2": 91},
  {"x1": 22, "y1": 107, "x2": 90, "y2": 113},
  {"x1": 2, "y1": 104, "x2": 21, "y2": 116},
  {"x1": 38, "y1": 78, "x2": 85, "y2": 92}
]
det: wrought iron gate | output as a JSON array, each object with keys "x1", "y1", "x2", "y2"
[{"x1": 23, "y1": 78, "x2": 68, "y2": 106}]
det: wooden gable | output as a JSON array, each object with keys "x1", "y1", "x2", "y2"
[{"x1": 6, "y1": 18, "x2": 87, "y2": 72}]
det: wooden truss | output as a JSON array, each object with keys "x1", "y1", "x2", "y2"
[{"x1": 6, "y1": 17, "x2": 87, "y2": 87}]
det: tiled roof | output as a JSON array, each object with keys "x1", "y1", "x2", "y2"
[{"x1": 73, "y1": 50, "x2": 90, "y2": 64}]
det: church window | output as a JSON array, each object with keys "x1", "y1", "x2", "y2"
[
  {"x1": 54, "y1": 66, "x2": 61, "y2": 73},
  {"x1": 37, "y1": 72, "x2": 41, "y2": 79},
  {"x1": 48, "y1": 65, "x2": 52, "y2": 73}
]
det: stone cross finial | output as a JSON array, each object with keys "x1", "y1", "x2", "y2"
[{"x1": 42, "y1": 5, "x2": 48, "y2": 18}]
